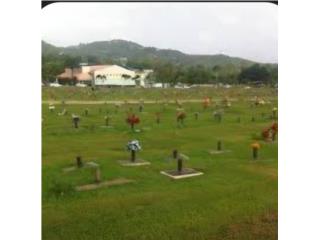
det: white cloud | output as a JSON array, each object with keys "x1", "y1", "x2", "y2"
[{"x1": 42, "y1": 2, "x2": 277, "y2": 63}]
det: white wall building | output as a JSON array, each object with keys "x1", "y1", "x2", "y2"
[
  {"x1": 93, "y1": 65, "x2": 136, "y2": 87},
  {"x1": 134, "y1": 69, "x2": 154, "y2": 87},
  {"x1": 58, "y1": 64, "x2": 153, "y2": 87}
]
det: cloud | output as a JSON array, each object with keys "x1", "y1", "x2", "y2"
[{"x1": 42, "y1": 2, "x2": 277, "y2": 63}]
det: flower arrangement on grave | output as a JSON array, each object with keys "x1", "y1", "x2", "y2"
[
  {"x1": 254, "y1": 96, "x2": 260, "y2": 106},
  {"x1": 271, "y1": 122, "x2": 278, "y2": 141},
  {"x1": 261, "y1": 122, "x2": 278, "y2": 141},
  {"x1": 175, "y1": 99, "x2": 182, "y2": 108},
  {"x1": 203, "y1": 97, "x2": 210, "y2": 110},
  {"x1": 251, "y1": 142, "x2": 261, "y2": 160},
  {"x1": 126, "y1": 114, "x2": 140, "y2": 130},
  {"x1": 222, "y1": 97, "x2": 231, "y2": 107},
  {"x1": 254, "y1": 96, "x2": 266, "y2": 106},
  {"x1": 262, "y1": 128, "x2": 271, "y2": 140},
  {"x1": 271, "y1": 122, "x2": 278, "y2": 132},
  {"x1": 126, "y1": 140, "x2": 141, "y2": 162},
  {"x1": 176, "y1": 109, "x2": 186, "y2": 124}
]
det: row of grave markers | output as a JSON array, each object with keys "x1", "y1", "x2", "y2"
[
  {"x1": 66, "y1": 111, "x2": 276, "y2": 129},
  {"x1": 63, "y1": 139, "x2": 266, "y2": 191}
]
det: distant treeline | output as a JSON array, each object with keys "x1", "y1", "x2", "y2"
[
  {"x1": 150, "y1": 62, "x2": 277, "y2": 86},
  {"x1": 42, "y1": 54, "x2": 277, "y2": 85}
]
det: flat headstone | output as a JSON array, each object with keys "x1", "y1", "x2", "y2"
[
  {"x1": 85, "y1": 161, "x2": 99, "y2": 168},
  {"x1": 160, "y1": 168, "x2": 203, "y2": 179},
  {"x1": 118, "y1": 159, "x2": 150, "y2": 166},
  {"x1": 75, "y1": 178, "x2": 135, "y2": 191},
  {"x1": 209, "y1": 150, "x2": 232, "y2": 154},
  {"x1": 62, "y1": 166, "x2": 77, "y2": 172},
  {"x1": 100, "y1": 125, "x2": 114, "y2": 129},
  {"x1": 62, "y1": 161, "x2": 99, "y2": 172}
]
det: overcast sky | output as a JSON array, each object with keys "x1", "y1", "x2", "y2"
[{"x1": 42, "y1": 2, "x2": 277, "y2": 63}]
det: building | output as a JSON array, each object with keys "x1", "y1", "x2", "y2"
[
  {"x1": 93, "y1": 65, "x2": 136, "y2": 87},
  {"x1": 57, "y1": 64, "x2": 153, "y2": 87},
  {"x1": 134, "y1": 69, "x2": 154, "y2": 87},
  {"x1": 57, "y1": 65, "x2": 106, "y2": 86}
]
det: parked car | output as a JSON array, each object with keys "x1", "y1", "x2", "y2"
[
  {"x1": 49, "y1": 82, "x2": 62, "y2": 87},
  {"x1": 76, "y1": 83, "x2": 87, "y2": 87}
]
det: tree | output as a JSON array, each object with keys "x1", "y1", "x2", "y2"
[{"x1": 238, "y1": 64, "x2": 272, "y2": 84}]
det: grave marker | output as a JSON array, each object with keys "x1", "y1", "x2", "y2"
[
  {"x1": 94, "y1": 168, "x2": 101, "y2": 183},
  {"x1": 155, "y1": 112, "x2": 161, "y2": 124},
  {"x1": 176, "y1": 110, "x2": 186, "y2": 126},
  {"x1": 119, "y1": 140, "x2": 150, "y2": 166},
  {"x1": 251, "y1": 143, "x2": 260, "y2": 160},
  {"x1": 160, "y1": 150, "x2": 203, "y2": 179},
  {"x1": 217, "y1": 140, "x2": 222, "y2": 151},
  {"x1": 49, "y1": 105, "x2": 55, "y2": 113},
  {"x1": 76, "y1": 156, "x2": 83, "y2": 168},
  {"x1": 213, "y1": 111, "x2": 222, "y2": 123},
  {"x1": 126, "y1": 114, "x2": 140, "y2": 131},
  {"x1": 194, "y1": 112, "x2": 199, "y2": 120},
  {"x1": 127, "y1": 140, "x2": 141, "y2": 162},
  {"x1": 177, "y1": 157, "x2": 183, "y2": 174},
  {"x1": 72, "y1": 114, "x2": 80, "y2": 128},
  {"x1": 173, "y1": 149, "x2": 178, "y2": 159},
  {"x1": 104, "y1": 115, "x2": 110, "y2": 126}
]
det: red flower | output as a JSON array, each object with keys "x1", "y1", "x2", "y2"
[
  {"x1": 262, "y1": 128, "x2": 270, "y2": 139},
  {"x1": 203, "y1": 97, "x2": 210, "y2": 108},
  {"x1": 271, "y1": 122, "x2": 278, "y2": 132},
  {"x1": 177, "y1": 112, "x2": 186, "y2": 120},
  {"x1": 126, "y1": 114, "x2": 140, "y2": 125}
]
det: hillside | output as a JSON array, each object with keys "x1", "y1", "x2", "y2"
[{"x1": 42, "y1": 39, "x2": 255, "y2": 67}]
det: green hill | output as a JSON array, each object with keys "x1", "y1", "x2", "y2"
[{"x1": 42, "y1": 39, "x2": 255, "y2": 67}]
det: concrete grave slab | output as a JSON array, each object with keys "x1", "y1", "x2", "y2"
[
  {"x1": 75, "y1": 178, "x2": 134, "y2": 191},
  {"x1": 118, "y1": 160, "x2": 150, "y2": 166},
  {"x1": 209, "y1": 150, "x2": 231, "y2": 154},
  {"x1": 62, "y1": 161, "x2": 99, "y2": 172},
  {"x1": 160, "y1": 168, "x2": 203, "y2": 179}
]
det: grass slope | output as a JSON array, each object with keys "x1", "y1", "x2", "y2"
[{"x1": 42, "y1": 88, "x2": 277, "y2": 240}]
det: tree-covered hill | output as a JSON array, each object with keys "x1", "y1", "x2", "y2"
[
  {"x1": 42, "y1": 39, "x2": 254, "y2": 68},
  {"x1": 42, "y1": 39, "x2": 277, "y2": 85}
]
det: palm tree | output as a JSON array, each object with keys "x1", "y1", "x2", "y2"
[{"x1": 122, "y1": 74, "x2": 131, "y2": 80}]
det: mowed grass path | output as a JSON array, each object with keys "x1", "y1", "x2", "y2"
[{"x1": 42, "y1": 89, "x2": 277, "y2": 240}]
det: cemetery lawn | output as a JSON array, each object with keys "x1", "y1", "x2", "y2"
[{"x1": 42, "y1": 87, "x2": 278, "y2": 240}]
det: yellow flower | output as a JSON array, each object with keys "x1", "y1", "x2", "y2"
[{"x1": 251, "y1": 143, "x2": 261, "y2": 149}]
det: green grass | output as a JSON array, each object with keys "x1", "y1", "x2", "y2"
[
  {"x1": 42, "y1": 87, "x2": 277, "y2": 240},
  {"x1": 42, "y1": 85, "x2": 277, "y2": 102}
]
